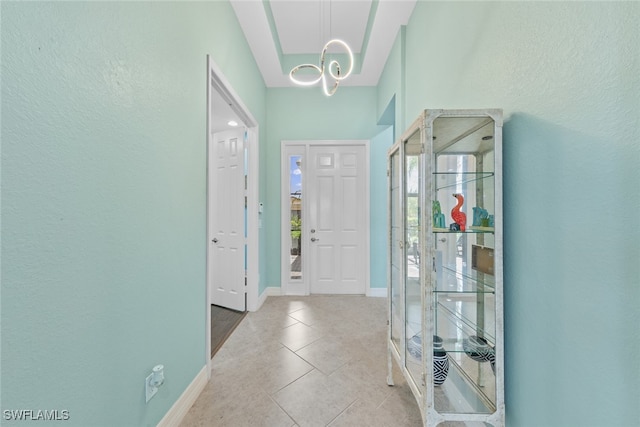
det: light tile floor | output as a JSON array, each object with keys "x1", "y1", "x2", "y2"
[{"x1": 180, "y1": 295, "x2": 423, "y2": 427}]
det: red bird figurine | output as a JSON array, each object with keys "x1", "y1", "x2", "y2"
[{"x1": 451, "y1": 193, "x2": 467, "y2": 231}]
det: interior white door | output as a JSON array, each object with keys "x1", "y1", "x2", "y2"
[
  {"x1": 308, "y1": 145, "x2": 367, "y2": 294},
  {"x1": 209, "y1": 129, "x2": 246, "y2": 311}
]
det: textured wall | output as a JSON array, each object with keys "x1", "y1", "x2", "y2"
[
  {"x1": 369, "y1": 126, "x2": 395, "y2": 289},
  {"x1": 1, "y1": 2, "x2": 265, "y2": 425},
  {"x1": 377, "y1": 26, "x2": 405, "y2": 140},
  {"x1": 378, "y1": 1, "x2": 639, "y2": 425}
]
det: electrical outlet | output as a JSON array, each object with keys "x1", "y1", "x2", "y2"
[{"x1": 145, "y1": 373, "x2": 158, "y2": 403}]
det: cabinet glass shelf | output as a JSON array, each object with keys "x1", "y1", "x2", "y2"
[
  {"x1": 434, "y1": 359, "x2": 496, "y2": 414},
  {"x1": 437, "y1": 304, "x2": 497, "y2": 414},
  {"x1": 432, "y1": 228, "x2": 495, "y2": 234},
  {"x1": 434, "y1": 171, "x2": 494, "y2": 191},
  {"x1": 436, "y1": 265, "x2": 496, "y2": 293},
  {"x1": 437, "y1": 299, "x2": 496, "y2": 348}
]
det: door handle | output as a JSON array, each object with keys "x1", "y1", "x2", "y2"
[
  {"x1": 311, "y1": 237, "x2": 319, "y2": 242},
  {"x1": 212, "y1": 238, "x2": 219, "y2": 243}
]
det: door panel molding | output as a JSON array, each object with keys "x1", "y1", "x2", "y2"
[
  {"x1": 210, "y1": 129, "x2": 245, "y2": 311},
  {"x1": 281, "y1": 140, "x2": 371, "y2": 296}
]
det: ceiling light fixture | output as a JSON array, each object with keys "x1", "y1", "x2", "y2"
[
  {"x1": 289, "y1": 39, "x2": 354, "y2": 96},
  {"x1": 289, "y1": 0, "x2": 354, "y2": 96},
  {"x1": 227, "y1": 120, "x2": 239, "y2": 127}
]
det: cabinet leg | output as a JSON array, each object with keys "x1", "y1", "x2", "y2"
[{"x1": 387, "y1": 347, "x2": 395, "y2": 386}]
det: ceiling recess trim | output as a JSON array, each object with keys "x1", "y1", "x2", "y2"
[{"x1": 230, "y1": 0, "x2": 416, "y2": 88}]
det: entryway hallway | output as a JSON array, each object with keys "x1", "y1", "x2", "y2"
[{"x1": 181, "y1": 295, "x2": 422, "y2": 426}]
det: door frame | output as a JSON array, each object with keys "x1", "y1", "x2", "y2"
[
  {"x1": 206, "y1": 56, "x2": 259, "y2": 373},
  {"x1": 280, "y1": 140, "x2": 371, "y2": 296}
]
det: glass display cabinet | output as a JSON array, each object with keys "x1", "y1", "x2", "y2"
[{"x1": 387, "y1": 109, "x2": 504, "y2": 427}]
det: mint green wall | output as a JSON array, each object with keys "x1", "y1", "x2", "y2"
[
  {"x1": 1, "y1": 2, "x2": 265, "y2": 426},
  {"x1": 377, "y1": 26, "x2": 405, "y2": 140},
  {"x1": 264, "y1": 87, "x2": 384, "y2": 288},
  {"x1": 377, "y1": 2, "x2": 639, "y2": 425},
  {"x1": 369, "y1": 126, "x2": 394, "y2": 288}
]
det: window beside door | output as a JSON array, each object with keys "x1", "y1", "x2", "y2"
[{"x1": 289, "y1": 155, "x2": 303, "y2": 281}]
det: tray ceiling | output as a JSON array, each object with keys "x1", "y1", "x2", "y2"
[{"x1": 230, "y1": 0, "x2": 416, "y2": 87}]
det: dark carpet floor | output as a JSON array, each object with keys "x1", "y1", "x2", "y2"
[{"x1": 211, "y1": 304, "x2": 246, "y2": 358}]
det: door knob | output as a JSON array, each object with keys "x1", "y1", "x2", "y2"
[
  {"x1": 311, "y1": 237, "x2": 319, "y2": 242},
  {"x1": 212, "y1": 238, "x2": 219, "y2": 243}
]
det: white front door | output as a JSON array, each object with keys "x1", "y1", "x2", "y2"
[
  {"x1": 308, "y1": 145, "x2": 367, "y2": 294},
  {"x1": 209, "y1": 129, "x2": 246, "y2": 311}
]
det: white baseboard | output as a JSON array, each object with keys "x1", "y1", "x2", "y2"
[
  {"x1": 157, "y1": 365, "x2": 208, "y2": 427},
  {"x1": 367, "y1": 287, "x2": 387, "y2": 297},
  {"x1": 251, "y1": 286, "x2": 282, "y2": 311},
  {"x1": 265, "y1": 286, "x2": 282, "y2": 296},
  {"x1": 254, "y1": 288, "x2": 268, "y2": 311},
  {"x1": 260, "y1": 286, "x2": 385, "y2": 300}
]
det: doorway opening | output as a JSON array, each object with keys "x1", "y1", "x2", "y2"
[
  {"x1": 210, "y1": 305, "x2": 246, "y2": 358},
  {"x1": 206, "y1": 56, "x2": 259, "y2": 370},
  {"x1": 281, "y1": 140, "x2": 370, "y2": 296}
]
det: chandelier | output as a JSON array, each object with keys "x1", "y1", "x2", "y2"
[{"x1": 288, "y1": 1, "x2": 354, "y2": 96}]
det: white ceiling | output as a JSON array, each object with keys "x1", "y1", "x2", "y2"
[
  {"x1": 270, "y1": 0, "x2": 371, "y2": 54},
  {"x1": 230, "y1": 0, "x2": 417, "y2": 88},
  {"x1": 213, "y1": 0, "x2": 416, "y2": 132}
]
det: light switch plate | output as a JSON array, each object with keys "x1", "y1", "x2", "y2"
[{"x1": 145, "y1": 374, "x2": 158, "y2": 403}]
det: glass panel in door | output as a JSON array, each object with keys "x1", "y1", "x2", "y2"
[
  {"x1": 389, "y1": 147, "x2": 402, "y2": 354},
  {"x1": 404, "y1": 129, "x2": 423, "y2": 385},
  {"x1": 289, "y1": 155, "x2": 303, "y2": 280}
]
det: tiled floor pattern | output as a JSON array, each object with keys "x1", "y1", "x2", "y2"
[{"x1": 180, "y1": 295, "x2": 423, "y2": 427}]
